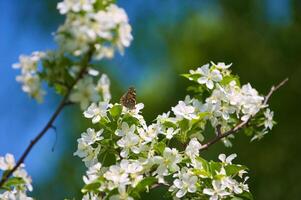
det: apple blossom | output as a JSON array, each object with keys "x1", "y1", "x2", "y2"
[{"x1": 196, "y1": 64, "x2": 223, "y2": 89}]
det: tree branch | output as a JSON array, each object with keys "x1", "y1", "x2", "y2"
[
  {"x1": 200, "y1": 78, "x2": 289, "y2": 152},
  {"x1": 263, "y1": 78, "x2": 289, "y2": 105},
  {"x1": 0, "y1": 48, "x2": 94, "y2": 187}
]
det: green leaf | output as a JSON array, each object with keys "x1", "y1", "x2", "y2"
[
  {"x1": 54, "y1": 83, "x2": 68, "y2": 95},
  {"x1": 193, "y1": 169, "x2": 211, "y2": 178},
  {"x1": 190, "y1": 133, "x2": 204, "y2": 142},
  {"x1": 225, "y1": 164, "x2": 248, "y2": 176},
  {"x1": 129, "y1": 177, "x2": 157, "y2": 199},
  {"x1": 178, "y1": 119, "x2": 190, "y2": 131},
  {"x1": 81, "y1": 181, "x2": 101, "y2": 193},
  {"x1": 94, "y1": 0, "x2": 116, "y2": 10},
  {"x1": 122, "y1": 114, "x2": 140, "y2": 126},
  {"x1": 154, "y1": 141, "x2": 166, "y2": 155},
  {"x1": 2, "y1": 170, "x2": 10, "y2": 179},
  {"x1": 220, "y1": 74, "x2": 241, "y2": 86},
  {"x1": 3, "y1": 177, "x2": 25, "y2": 188},
  {"x1": 181, "y1": 73, "x2": 200, "y2": 82},
  {"x1": 104, "y1": 188, "x2": 118, "y2": 200},
  {"x1": 231, "y1": 197, "x2": 243, "y2": 200},
  {"x1": 110, "y1": 104, "x2": 123, "y2": 118},
  {"x1": 187, "y1": 113, "x2": 208, "y2": 141},
  {"x1": 99, "y1": 150, "x2": 117, "y2": 167},
  {"x1": 187, "y1": 85, "x2": 200, "y2": 93},
  {"x1": 235, "y1": 191, "x2": 254, "y2": 200},
  {"x1": 162, "y1": 121, "x2": 177, "y2": 129},
  {"x1": 195, "y1": 157, "x2": 210, "y2": 174},
  {"x1": 243, "y1": 127, "x2": 255, "y2": 137},
  {"x1": 209, "y1": 161, "x2": 222, "y2": 175}
]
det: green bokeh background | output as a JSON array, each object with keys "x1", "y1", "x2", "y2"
[{"x1": 8, "y1": 0, "x2": 301, "y2": 199}]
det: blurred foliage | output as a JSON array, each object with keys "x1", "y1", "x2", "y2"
[{"x1": 16, "y1": 0, "x2": 301, "y2": 199}]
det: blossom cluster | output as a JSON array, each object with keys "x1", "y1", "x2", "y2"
[
  {"x1": 0, "y1": 154, "x2": 33, "y2": 200},
  {"x1": 74, "y1": 62, "x2": 274, "y2": 199},
  {"x1": 13, "y1": 52, "x2": 46, "y2": 102},
  {"x1": 13, "y1": 0, "x2": 132, "y2": 107},
  {"x1": 56, "y1": 0, "x2": 133, "y2": 58},
  {"x1": 185, "y1": 62, "x2": 274, "y2": 144}
]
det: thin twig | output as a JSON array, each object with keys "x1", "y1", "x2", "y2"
[
  {"x1": 263, "y1": 78, "x2": 289, "y2": 105},
  {"x1": 200, "y1": 78, "x2": 289, "y2": 152},
  {"x1": 0, "y1": 48, "x2": 94, "y2": 187}
]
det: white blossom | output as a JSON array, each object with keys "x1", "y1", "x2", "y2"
[
  {"x1": 13, "y1": 52, "x2": 45, "y2": 73},
  {"x1": 120, "y1": 160, "x2": 143, "y2": 187},
  {"x1": 82, "y1": 192, "x2": 99, "y2": 200},
  {"x1": 251, "y1": 130, "x2": 268, "y2": 142},
  {"x1": 94, "y1": 45, "x2": 114, "y2": 60},
  {"x1": 196, "y1": 64, "x2": 223, "y2": 89},
  {"x1": 84, "y1": 102, "x2": 110, "y2": 123},
  {"x1": 104, "y1": 159, "x2": 143, "y2": 190},
  {"x1": 240, "y1": 83, "x2": 264, "y2": 121},
  {"x1": 185, "y1": 138, "x2": 202, "y2": 160},
  {"x1": 239, "y1": 177, "x2": 250, "y2": 192},
  {"x1": 81, "y1": 128, "x2": 104, "y2": 145},
  {"x1": 218, "y1": 153, "x2": 237, "y2": 165},
  {"x1": 153, "y1": 148, "x2": 182, "y2": 182},
  {"x1": 0, "y1": 190, "x2": 33, "y2": 200},
  {"x1": 216, "y1": 167, "x2": 249, "y2": 195},
  {"x1": 13, "y1": 52, "x2": 46, "y2": 102},
  {"x1": 74, "y1": 129, "x2": 102, "y2": 167},
  {"x1": 169, "y1": 168, "x2": 198, "y2": 198},
  {"x1": 97, "y1": 74, "x2": 111, "y2": 101},
  {"x1": 156, "y1": 111, "x2": 171, "y2": 122},
  {"x1": 115, "y1": 123, "x2": 140, "y2": 158},
  {"x1": 163, "y1": 127, "x2": 179, "y2": 140},
  {"x1": 83, "y1": 163, "x2": 102, "y2": 184},
  {"x1": 70, "y1": 76, "x2": 100, "y2": 110},
  {"x1": 104, "y1": 164, "x2": 129, "y2": 190},
  {"x1": 0, "y1": 154, "x2": 33, "y2": 199},
  {"x1": 264, "y1": 108, "x2": 274, "y2": 130},
  {"x1": 56, "y1": 3, "x2": 132, "y2": 58},
  {"x1": 138, "y1": 123, "x2": 160, "y2": 143},
  {"x1": 122, "y1": 103, "x2": 146, "y2": 126},
  {"x1": 116, "y1": 23, "x2": 133, "y2": 54},
  {"x1": 211, "y1": 61, "x2": 232, "y2": 69},
  {"x1": 0, "y1": 153, "x2": 15, "y2": 170},
  {"x1": 115, "y1": 122, "x2": 135, "y2": 137},
  {"x1": 57, "y1": 0, "x2": 96, "y2": 14},
  {"x1": 87, "y1": 68, "x2": 99, "y2": 76},
  {"x1": 109, "y1": 185, "x2": 134, "y2": 200},
  {"x1": 221, "y1": 176, "x2": 243, "y2": 195},
  {"x1": 203, "y1": 180, "x2": 231, "y2": 200},
  {"x1": 13, "y1": 168, "x2": 33, "y2": 192},
  {"x1": 172, "y1": 101, "x2": 197, "y2": 120},
  {"x1": 122, "y1": 103, "x2": 144, "y2": 117}
]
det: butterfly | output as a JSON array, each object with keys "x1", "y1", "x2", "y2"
[{"x1": 120, "y1": 87, "x2": 136, "y2": 109}]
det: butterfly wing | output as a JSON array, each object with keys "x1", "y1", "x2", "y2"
[{"x1": 120, "y1": 87, "x2": 136, "y2": 109}]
